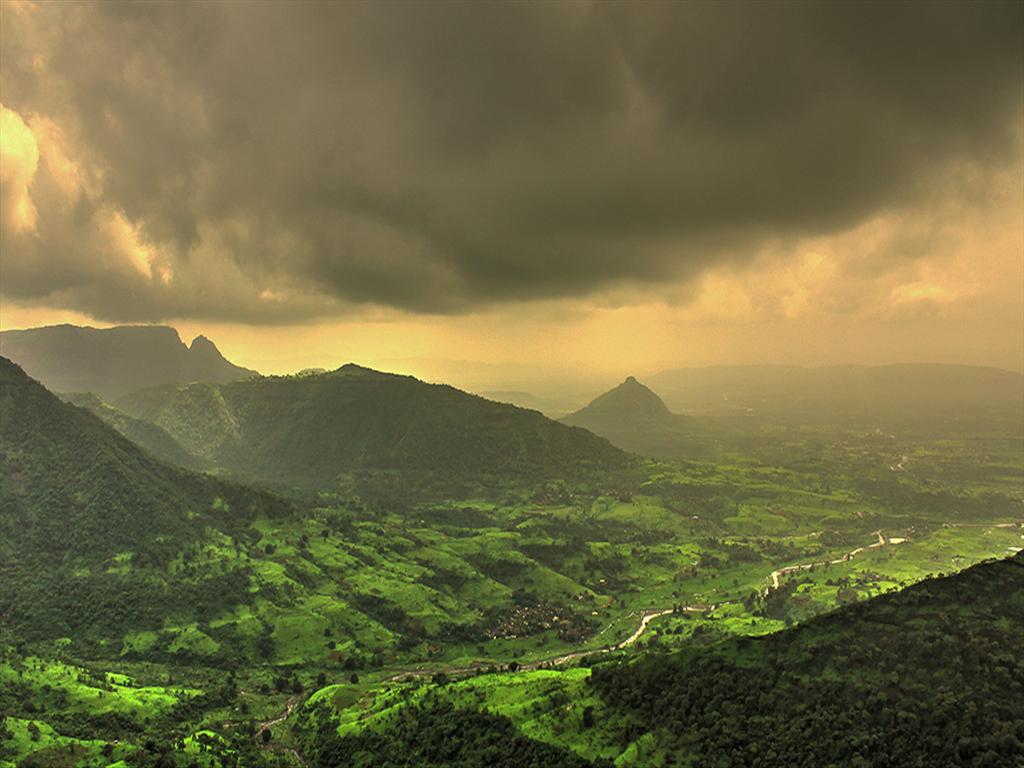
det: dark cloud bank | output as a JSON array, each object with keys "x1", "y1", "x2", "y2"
[{"x1": 2, "y1": 1, "x2": 1021, "y2": 322}]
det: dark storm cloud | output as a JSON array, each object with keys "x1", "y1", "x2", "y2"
[{"x1": 1, "y1": 0, "x2": 1021, "y2": 322}]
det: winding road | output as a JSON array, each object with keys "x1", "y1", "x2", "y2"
[{"x1": 766, "y1": 530, "x2": 905, "y2": 592}]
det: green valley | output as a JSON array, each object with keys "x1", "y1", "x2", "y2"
[{"x1": 2, "y1": 356, "x2": 1021, "y2": 767}]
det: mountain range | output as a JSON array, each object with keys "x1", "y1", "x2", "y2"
[
  {"x1": 1, "y1": 329, "x2": 1022, "y2": 767},
  {"x1": 0, "y1": 324, "x2": 256, "y2": 400},
  {"x1": 115, "y1": 363, "x2": 630, "y2": 493}
]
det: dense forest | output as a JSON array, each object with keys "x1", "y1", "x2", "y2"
[
  {"x1": 307, "y1": 700, "x2": 603, "y2": 768},
  {"x1": 0, "y1": 358, "x2": 289, "y2": 648},
  {"x1": 115, "y1": 365, "x2": 633, "y2": 493},
  {"x1": 590, "y1": 552, "x2": 1024, "y2": 767}
]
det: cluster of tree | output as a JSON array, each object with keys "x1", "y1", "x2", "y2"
[
  {"x1": 304, "y1": 699, "x2": 607, "y2": 768},
  {"x1": 853, "y1": 474, "x2": 1022, "y2": 524},
  {"x1": 3, "y1": 564, "x2": 255, "y2": 658}
]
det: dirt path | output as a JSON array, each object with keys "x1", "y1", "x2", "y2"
[
  {"x1": 521, "y1": 607, "x2": 677, "y2": 669},
  {"x1": 619, "y1": 609, "x2": 673, "y2": 647},
  {"x1": 255, "y1": 695, "x2": 308, "y2": 766},
  {"x1": 257, "y1": 694, "x2": 300, "y2": 733}
]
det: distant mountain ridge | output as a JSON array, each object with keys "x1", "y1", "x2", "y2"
[
  {"x1": 0, "y1": 324, "x2": 257, "y2": 400},
  {"x1": 647, "y1": 363, "x2": 1024, "y2": 423},
  {"x1": 477, "y1": 390, "x2": 570, "y2": 417},
  {"x1": 117, "y1": 363, "x2": 631, "y2": 493}
]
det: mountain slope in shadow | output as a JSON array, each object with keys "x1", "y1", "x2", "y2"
[
  {"x1": 117, "y1": 364, "x2": 632, "y2": 493},
  {"x1": 560, "y1": 376, "x2": 708, "y2": 458}
]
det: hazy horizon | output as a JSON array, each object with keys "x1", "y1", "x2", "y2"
[{"x1": 3, "y1": 317, "x2": 1024, "y2": 403}]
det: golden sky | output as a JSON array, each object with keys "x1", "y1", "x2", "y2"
[{"x1": 1, "y1": 1, "x2": 1022, "y2": 384}]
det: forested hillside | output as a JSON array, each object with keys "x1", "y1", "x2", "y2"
[
  {"x1": 117, "y1": 364, "x2": 632, "y2": 494},
  {"x1": 304, "y1": 552, "x2": 1024, "y2": 768},
  {"x1": 60, "y1": 391, "x2": 204, "y2": 470},
  {"x1": 590, "y1": 551, "x2": 1024, "y2": 767},
  {"x1": 0, "y1": 358, "x2": 287, "y2": 649}
]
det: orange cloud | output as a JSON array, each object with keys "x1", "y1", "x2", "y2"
[{"x1": 0, "y1": 103, "x2": 40, "y2": 233}]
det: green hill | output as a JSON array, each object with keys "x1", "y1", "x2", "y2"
[
  {"x1": 0, "y1": 324, "x2": 257, "y2": 401},
  {"x1": 0, "y1": 357, "x2": 287, "y2": 647},
  {"x1": 589, "y1": 550, "x2": 1024, "y2": 766},
  {"x1": 0, "y1": 357, "x2": 634, "y2": 668},
  {"x1": 116, "y1": 364, "x2": 631, "y2": 493}
]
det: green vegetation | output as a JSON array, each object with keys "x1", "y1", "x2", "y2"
[
  {"x1": 298, "y1": 552, "x2": 1024, "y2": 767},
  {"x1": 1, "y1": 355, "x2": 1021, "y2": 766},
  {"x1": 60, "y1": 392, "x2": 204, "y2": 470},
  {"x1": 115, "y1": 364, "x2": 632, "y2": 494},
  {"x1": 306, "y1": 700, "x2": 601, "y2": 768},
  {"x1": 590, "y1": 551, "x2": 1024, "y2": 766},
  {"x1": 0, "y1": 357, "x2": 289, "y2": 652}
]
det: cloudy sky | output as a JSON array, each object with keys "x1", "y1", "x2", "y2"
[{"x1": 1, "y1": 0, "x2": 1022, "y2": 382}]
